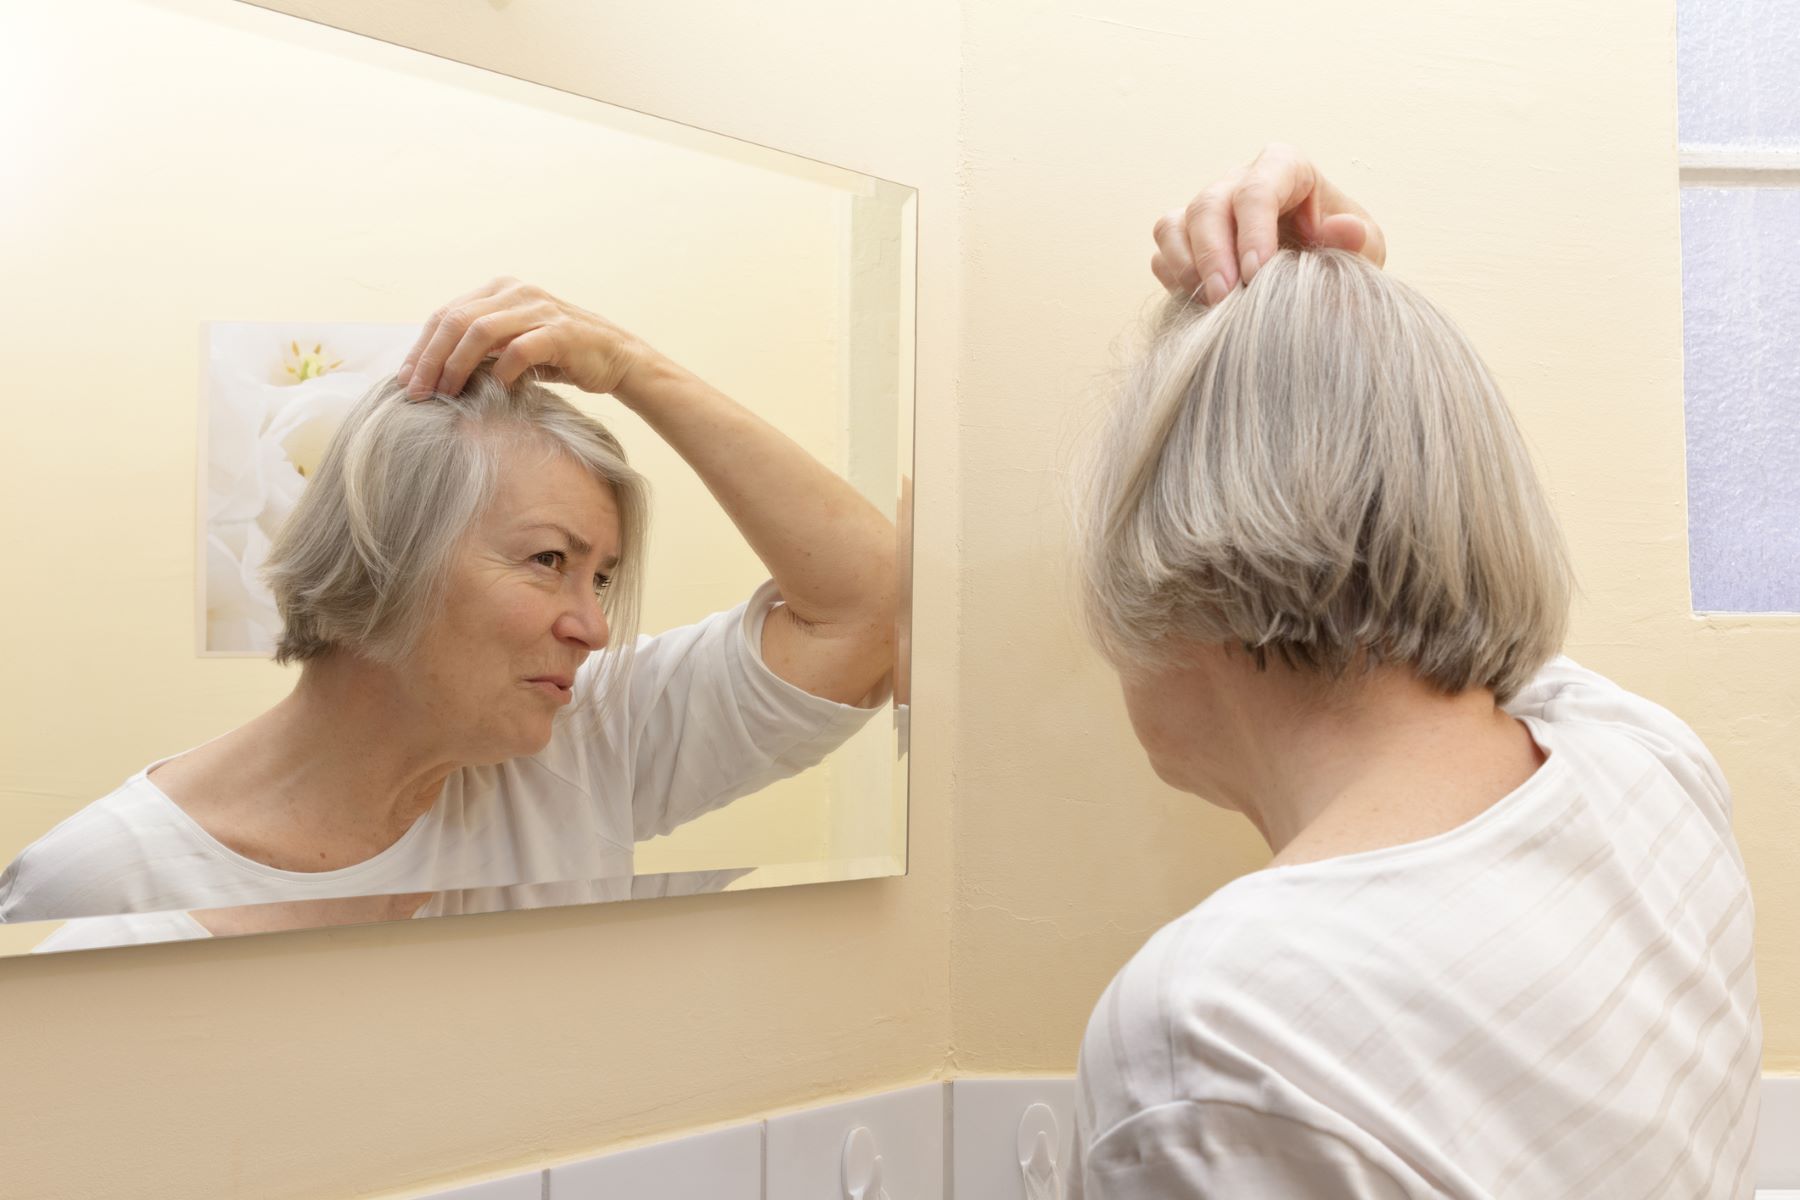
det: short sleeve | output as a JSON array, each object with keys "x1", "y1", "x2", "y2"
[
  {"x1": 1504, "y1": 656, "x2": 1733, "y2": 827},
  {"x1": 1077, "y1": 1101, "x2": 1423, "y2": 1200},
  {"x1": 602, "y1": 580, "x2": 881, "y2": 842}
]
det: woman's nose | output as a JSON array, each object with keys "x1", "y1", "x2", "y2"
[{"x1": 555, "y1": 593, "x2": 610, "y2": 651}]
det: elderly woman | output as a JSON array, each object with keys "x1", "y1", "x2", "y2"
[
  {"x1": 1068, "y1": 147, "x2": 1759, "y2": 1197},
  {"x1": 0, "y1": 280, "x2": 895, "y2": 932}
]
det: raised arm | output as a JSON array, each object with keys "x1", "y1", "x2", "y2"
[{"x1": 397, "y1": 278, "x2": 896, "y2": 706}]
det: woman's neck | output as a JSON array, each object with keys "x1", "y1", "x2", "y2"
[
  {"x1": 1258, "y1": 687, "x2": 1545, "y2": 867},
  {"x1": 269, "y1": 660, "x2": 461, "y2": 827},
  {"x1": 1151, "y1": 655, "x2": 1546, "y2": 866},
  {"x1": 151, "y1": 656, "x2": 462, "y2": 870}
]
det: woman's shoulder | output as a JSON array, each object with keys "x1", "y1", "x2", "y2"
[
  {"x1": 0, "y1": 771, "x2": 184, "y2": 923},
  {"x1": 1084, "y1": 878, "x2": 1312, "y2": 1034},
  {"x1": 1075, "y1": 878, "x2": 1329, "y2": 1129},
  {"x1": 10, "y1": 770, "x2": 177, "y2": 858},
  {"x1": 1507, "y1": 656, "x2": 1734, "y2": 829},
  {"x1": 1078, "y1": 860, "x2": 1446, "y2": 1079}
]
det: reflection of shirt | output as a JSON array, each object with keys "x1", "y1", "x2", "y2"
[
  {"x1": 1070, "y1": 658, "x2": 1760, "y2": 1200},
  {"x1": 0, "y1": 581, "x2": 877, "y2": 924},
  {"x1": 28, "y1": 869, "x2": 758, "y2": 951}
]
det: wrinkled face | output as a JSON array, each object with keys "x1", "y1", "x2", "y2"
[{"x1": 405, "y1": 441, "x2": 622, "y2": 764}]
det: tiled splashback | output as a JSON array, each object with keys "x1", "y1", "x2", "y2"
[
  {"x1": 411, "y1": 1075, "x2": 1800, "y2": 1199},
  {"x1": 410, "y1": 1078, "x2": 1072, "y2": 1200}
]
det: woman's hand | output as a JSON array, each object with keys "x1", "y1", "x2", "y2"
[
  {"x1": 1153, "y1": 143, "x2": 1387, "y2": 306},
  {"x1": 396, "y1": 277, "x2": 651, "y2": 400}
]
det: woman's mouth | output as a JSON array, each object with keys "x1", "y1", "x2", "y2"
[{"x1": 525, "y1": 675, "x2": 574, "y2": 703}]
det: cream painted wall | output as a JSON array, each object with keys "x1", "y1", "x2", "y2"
[
  {"x1": 2, "y1": 0, "x2": 1795, "y2": 1198},
  {"x1": 947, "y1": 0, "x2": 1800, "y2": 1077}
]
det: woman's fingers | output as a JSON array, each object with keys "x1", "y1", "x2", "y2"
[
  {"x1": 396, "y1": 316, "x2": 439, "y2": 391},
  {"x1": 399, "y1": 284, "x2": 485, "y2": 392},
  {"x1": 1228, "y1": 182, "x2": 1281, "y2": 288},
  {"x1": 1317, "y1": 207, "x2": 1386, "y2": 266},
  {"x1": 434, "y1": 306, "x2": 546, "y2": 398},
  {"x1": 490, "y1": 326, "x2": 564, "y2": 389},
  {"x1": 398, "y1": 279, "x2": 641, "y2": 398},
  {"x1": 1316, "y1": 211, "x2": 1369, "y2": 255},
  {"x1": 1231, "y1": 146, "x2": 1319, "y2": 287},
  {"x1": 1151, "y1": 208, "x2": 1201, "y2": 295},
  {"x1": 405, "y1": 300, "x2": 495, "y2": 399},
  {"x1": 1182, "y1": 181, "x2": 1241, "y2": 305},
  {"x1": 1159, "y1": 144, "x2": 1385, "y2": 303},
  {"x1": 399, "y1": 277, "x2": 523, "y2": 398}
]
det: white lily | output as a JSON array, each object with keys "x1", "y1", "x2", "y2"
[{"x1": 202, "y1": 321, "x2": 420, "y2": 654}]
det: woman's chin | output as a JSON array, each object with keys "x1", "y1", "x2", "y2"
[
  {"x1": 505, "y1": 725, "x2": 555, "y2": 760},
  {"x1": 471, "y1": 720, "x2": 556, "y2": 766}
]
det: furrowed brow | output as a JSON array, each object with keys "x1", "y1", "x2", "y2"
[{"x1": 523, "y1": 522, "x2": 594, "y2": 558}]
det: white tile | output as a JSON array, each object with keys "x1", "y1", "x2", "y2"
[
  {"x1": 417, "y1": 1172, "x2": 542, "y2": 1200},
  {"x1": 1760, "y1": 1076, "x2": 1800, "y2": 1189},
  {"x1": 765, "y1": 1082, "x2": 946, "y2": 1200},
  {"x1": 548, "y1": 1123, "x2": 760, "y2": 1200},
  {"x1": 951, "y1": 1077, "x2": 1076, "y2": 1200}
]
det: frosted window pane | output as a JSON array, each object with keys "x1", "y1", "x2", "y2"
[
  {"x1": 1677, "y1": 0, "x2": 1800, "y2": 151},
  {"x1": 1681, "y1": 187, "x2": 1800, "y2": 612}
]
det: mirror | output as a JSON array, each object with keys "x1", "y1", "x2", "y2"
[{"x1": 0, "y1": 0, "x2": 914, "y2": 954}]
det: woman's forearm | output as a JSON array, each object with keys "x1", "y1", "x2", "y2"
[{"x1": 615, "y1": 349, "x2": 898, "y2": 633}]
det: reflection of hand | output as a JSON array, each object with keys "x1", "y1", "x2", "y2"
[
  {"x1": 396, "y1": 277, "x2": 652, "y2": 400},
  {"x1": 1151, "y1": 143, "x2": 1387, "y2": 306}
]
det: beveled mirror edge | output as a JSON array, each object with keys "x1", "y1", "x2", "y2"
[{"x1": 0, "y1": 854, "x2": 913, "y2": 957}]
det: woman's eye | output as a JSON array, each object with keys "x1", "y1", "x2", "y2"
[
  {"x1": 532, "y1": 550, "x2": 565, "y2": 570},
  {"x1": 592, "y1": 574, "x2": 613, "y2": 596}
]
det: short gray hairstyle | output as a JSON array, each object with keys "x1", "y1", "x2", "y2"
[
  {"x1": 263, "y1": 363, "x2": 649, "y2": 677},
  {"x1": 1075, "y1": 248, "x2": 1570, "y2": 704}
]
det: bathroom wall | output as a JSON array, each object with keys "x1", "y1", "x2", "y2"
[
  {"x1": 1, "y1": 0, "x2": 1795, "y2": 1197},
  {"x1": 945, "y1": 0, "x2": 1800, "y2": 1074},
  {"x1": 0, "y1": 2, "x2": 962, "y2": 1198}
]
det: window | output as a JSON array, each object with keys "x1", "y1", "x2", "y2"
[{"x1": 1676, "y1": 0, "x2": 1800, "y2": 612}]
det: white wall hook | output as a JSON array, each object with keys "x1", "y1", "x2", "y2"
[
  {"x1": 841, "y1": 1124, "x2": 890, "y2": 1200},
  {"x1": 1017, "y1": 1102, "x2": 1062, "y2": 1200}
]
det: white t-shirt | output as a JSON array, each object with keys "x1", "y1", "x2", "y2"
[
  {"x1": 0, "y1": 581, "x2": 877, "y2": 925},
  {"x1": 1071, "y1": 657, "x2": 1761, "y2": 1200}
]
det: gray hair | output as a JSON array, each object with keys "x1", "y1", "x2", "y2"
[
  {"x1": 1075, "y1": 247, "x2": 1570, "y2": 704},
  {"x1": 263, "y1": 364, "x2": 649, "y2": 685}
]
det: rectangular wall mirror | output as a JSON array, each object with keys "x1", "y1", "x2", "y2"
[{"x1": 0, "y1": 0, "x2": 915, "y2": 953}]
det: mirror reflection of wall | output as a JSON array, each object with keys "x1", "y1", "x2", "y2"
[{"x1": 0, "y1": 0, "x2": 915, "y2": 953}]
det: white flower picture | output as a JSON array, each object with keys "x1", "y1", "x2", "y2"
[{"x1": 202, "y1": 322, "x2": 421, "y2": 654}]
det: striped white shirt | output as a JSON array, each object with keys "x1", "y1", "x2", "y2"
[{"x1": 1072, "y1": 657, "x2": 1761, "y2": 1199}]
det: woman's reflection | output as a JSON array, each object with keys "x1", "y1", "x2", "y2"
[{"x1": 0, "y1": 280, "x2": 895, "y2": 923}]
